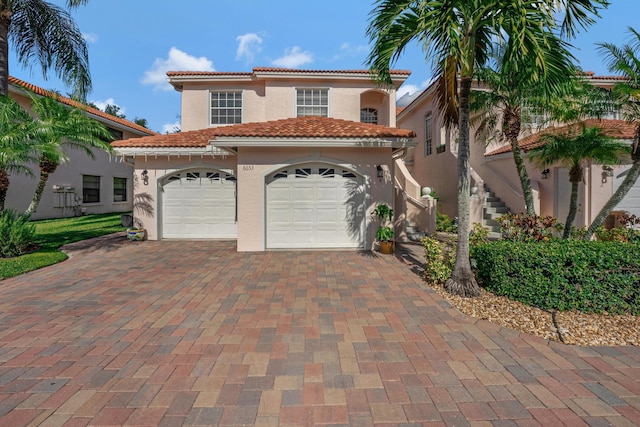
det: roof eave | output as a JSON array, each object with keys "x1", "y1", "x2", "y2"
[
  {"x1": 113, "y1": 146, "x2": 235, "y2": 157},
  {"x1": 210, "y1": 137, "x2": 416, "y2": 148}
]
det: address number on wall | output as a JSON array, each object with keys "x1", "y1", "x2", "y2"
[{"x1": 242, "y1": 165, "x2": 254, "y2": 171}]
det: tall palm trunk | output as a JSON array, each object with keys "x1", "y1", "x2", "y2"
[
  {"x1": 0, "y1": 167, "x2": 9, "y2": 211},
  {"x1": 503, "y1": 108, "x2": 535, "y2": 214},
  {"x1": 564, "y1": 181, "x2": 580, "y2": 239},
  {"x1": 585, "y1": 132, "x2": 640, "y2": 240},
  {"x1": 445, "y1": 76, "x2": 481, "y2": 298},
  {"x1": 0, "y1": 2, "x2": 10, "y2": 96},
  {"x1": 25, "y1": 156, "x2": 58, "y2": 216}
]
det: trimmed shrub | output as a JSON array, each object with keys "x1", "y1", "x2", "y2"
[
  {"x1": 471, "y1": 240, "x2": 640, "y2": 315},
  {"x1": 436, "y1": 212, "x2": 457, "y2": 233},
  {"x1": 498, "y1": 212, "x2": 562, "y2": 242},
  {"x1": 0, "y1": 210, "x2": 36, "y2": 258},
  {"x1": 422, "y1": 235, "x2": 455, "y2": 284}
]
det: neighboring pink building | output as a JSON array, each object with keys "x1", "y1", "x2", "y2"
[
  {"x1": 112, "y1": 68, "x2": 419, "y2": 251},
  {"x1": 397, "y1": 74, "x2": 638, "y2": 232},
  {"x1": 6, "y1": 77, "x2": 156, "y2": 220}
]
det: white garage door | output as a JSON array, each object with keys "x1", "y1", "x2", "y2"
[
  {"x1": 613, "y1": 166, "x2": 640, "y2": 217},
  {"x1": 266, "y1": 164, "x2": 366, "y2": 249},
  {"x1": 162, "y1": 169, "x2": 237, "y2": 239}
]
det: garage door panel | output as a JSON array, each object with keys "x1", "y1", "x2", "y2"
[
  {"x1": 266, "y1": 164, "x2": 364, "y2": 249},
  {"x1": 162, "y1": 170, "x2": 237, "y2": 239}
]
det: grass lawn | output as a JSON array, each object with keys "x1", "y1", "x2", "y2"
[{"x1": 0, "y1": 213, "x2": 126, "y2": 279}]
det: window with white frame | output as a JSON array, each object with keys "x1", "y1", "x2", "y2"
[
  {"x1": 210, "y1": 91, "x2": 242, "y2": 125},
  {"x1": 360, "y1": 108, "x2": 378, "y2": 124},
  {"x1": 83, "y1": 175, "x2": 100, "y2": 203},
  {"x1": 113, "y1": 177, "x2": 127, "y2": 202},
  {"x1": 521, "y1": 105, "x2": 546, "y2": 130},
  {"x1": 424, "y1": 114, "x2": 433, "y2": 156},
  {"x1": 296, "y1": 88, "x2": 328, "y2": 117}
]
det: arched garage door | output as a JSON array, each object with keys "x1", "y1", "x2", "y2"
[
  {"x1": 266, "y1": 164, "x2": 366, "y2": 249},
  {"x1": 161, "y1": 169, "x2": 237, "y2": 239}
]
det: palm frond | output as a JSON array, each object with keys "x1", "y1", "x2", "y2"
[{"x1": 9, "y1": 0, "x2": 91, "y2": 100}]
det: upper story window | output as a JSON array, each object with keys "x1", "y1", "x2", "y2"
[
  {"x1": 211, "y1": 91, "x2": 242, "y2": 125},
  {"x1": 360, "y1": 108, "x2": 378, "y2": 124},
  {"x1": 521, "y1": 105, "x2": 545, "y2": 130},
  {"x1": 296, "y1": 89, "x2": 328, "y2": 117},
  {"x1": 424, "y1": 114, "x2": 433, "y2": 157}
]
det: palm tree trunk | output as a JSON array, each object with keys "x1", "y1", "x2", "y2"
[
  {"x1": 503, "y1": 109, "x2": 535, "y2": 214},
  {"x1": 584, "y1": 160, "x2": 640, "y2": 240},
  {"x1": 563, "y1": 181, "x2": 579, "y2": 239},
  {"x1": 25, "y1": 171, "x2": 49, "y2": 216},
  {"x1": 445, "y1": 76, "x2": 481, "y2": 298},
  {"x1": 0, "y1": 167, "x2": 9, "y2": 211},
  {"x1": 0, "y1": 2, "x2": 10, "y2": 96}
]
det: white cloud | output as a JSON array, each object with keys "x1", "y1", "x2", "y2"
[
  {"x1": 397, "y1": 84, "x2": 421, "y2": 99},
  {"x1": 236, "y1": 33, "x2": 263, "y2": 63},
  {"x1": 141, "y1": 47, "x2": 215, "y2": 91},
  {"x1": 83, "y1": 33, "x2": 98, "y2": 43},
  {"x1": 271, "y1": 46, "x2": 313, "y2": 68},
  {"x1": 90, "y1": 98, "x2": 125, "y2": 116},
  {"x1": 397, "y1": 79, "x2": 433, "y2": 99},
  {"x1": 162, "y1": 121, "x2": 181, "y2": 134}
]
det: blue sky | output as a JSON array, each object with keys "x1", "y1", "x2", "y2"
[{"x1": 8, "y1": 0, "x2": 637, "y2": 134}]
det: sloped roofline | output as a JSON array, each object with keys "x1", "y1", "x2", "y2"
[
  {"x1": 8, "y1": 76, "x2": 157, "y2": 137},
  {"x1": 167, "y1": 67, "x2": 411, "y2": 91}
]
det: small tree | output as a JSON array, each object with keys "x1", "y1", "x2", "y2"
[
  {"x1": 25, "y1": 94, "x2": 113, "y2": 216},
  {"x1": 528, "y1": 126, "x2": 629, "y2": 238},
  {"x1": 584, "y1": 27, "x2": 640, "y2": 240},
  {"x1": 0, "y1": 95, "x2": 49, "y2": 210}
]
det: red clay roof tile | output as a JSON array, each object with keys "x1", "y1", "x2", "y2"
[
  {"x1": 486, "y1": 119, "x2": 636, "y2": 156},
  {"x1": 167, "y1": 67, "x2": 411, "y2": 77},
  {"x1": 111, "y1": 116, "x2": 415, "y2": 148},
  {"x1": 8, "y1": 76, "x2": 157, "y2": 136}
]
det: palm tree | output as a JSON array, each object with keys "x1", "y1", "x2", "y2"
[
  {"x1": 584, "y1": 27, "x2": 640, "y2": 240},
  {"x1": 528, "y1": 126, "x2": 629, "y2": 238},
  {"x1": 0, "y1": 0, "x2": 91, "y2": 100},
  {"x1": 25, "y1": 93, "x2": 113, "y2": 216},
  {"x1": 366, "y1": 0, "x2": 608, "y2": 297},
  {"x1": 0, "y1": 95, "x2": 51, "y2": 210},
  {"x1": 472, "y1": 42, "x2": 577, "y2": 215}
]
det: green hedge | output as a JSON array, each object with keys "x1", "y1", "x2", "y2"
[{"x1": 471, "y1": 240, "x2": 640, "y2": 315}]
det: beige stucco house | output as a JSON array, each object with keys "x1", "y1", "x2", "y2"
[
  {"x1": 6, "y1": 77, "x2": 157, "y2": 220},
  {"x1": 396, "y1": 74, "x2": 638, "y2": 232},
  {"x1": 112, "y1": 68, "x2": 418, "y2": 251}
]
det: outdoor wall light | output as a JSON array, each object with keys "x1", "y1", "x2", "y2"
[
  {"x1": 141, "y1": 169, "x2": 149, "y2": 185},
  {"x1": 541, "y1": 169, "x2": 550, "y2": 180},
  {"x1": 376, "y1": 165, "x2": 384, "y2": 178},
  {"x1": 602, "y1": 166, "x2": 614, "y2": 183}
]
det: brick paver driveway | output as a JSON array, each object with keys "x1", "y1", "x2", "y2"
[{"x1": 0, "y1": 236, "x2": 638, "y2": 426}]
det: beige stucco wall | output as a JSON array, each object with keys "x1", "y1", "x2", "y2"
[
  {"x1": 178, "y1": 77, "x2": 396, "y2": 131},
  {"x1": 397, "y1": 94, "x2": 459, "y2": 217},
  {"x1": 134, "y1": 148, "x2": 394, "y2": 251}
]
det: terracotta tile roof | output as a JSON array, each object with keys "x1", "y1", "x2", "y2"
[
  {"x1": 8, "y1": 76, "x2": 157, "y2": 136},
  {"x1": 486, "y1": 119, "x2": 636, "y2": 156},
  {"x1": 111, "y1": 116, "x2": 415, "y2": 148},
  {"x1": 167, "y1": 67, "x2": 411, "y2": 77}
]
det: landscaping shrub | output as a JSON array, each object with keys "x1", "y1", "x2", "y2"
[
  {"x1": 422, "y1": 235, "x2": 455, "y2": 285},
  {"x1": 0, "y1": 210, "x2": 36, "y2": 258},
  {"x1": 471, "y1": 240, "x2": 640, "y2": 315},
  {"x1": 436, "y1": 212, "x2": 457, "y2": 233},
  {"x1": 498, "y1": 212, "x2": 562, "y2": 242}
]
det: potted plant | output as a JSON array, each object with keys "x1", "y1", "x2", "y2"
[{"x1": 372, "y1": 203, "x2": 395, "y2": 254}]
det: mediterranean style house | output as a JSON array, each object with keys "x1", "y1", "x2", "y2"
[
  {"x1": 396, "y1": 74, "x2": 637, "y2": 232},
  {"x1": 6, "y1": 77, "x2": 157, "y2": 220},
  {"x1": 111, "y1": 68, "x2": 420, "y2": 251}
]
